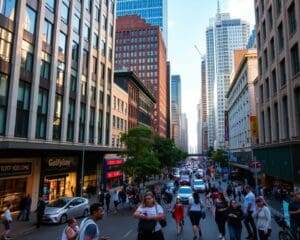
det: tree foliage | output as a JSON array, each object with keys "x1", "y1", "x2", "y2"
[{"x1": 212, "y1": 149, "x2": 228, "y2": 167}]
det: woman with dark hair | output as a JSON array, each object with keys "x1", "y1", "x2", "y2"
[
  {"x1": 253, "y1": 197, "x2": 271, "y2": 240},
  {"x1": 188, "y1": 192, "x2": 204, "y2": 240},
  {"x1": 134, "y1": 192, "x2": 165, "y2": 240},
  {"x1": 213, "y1": 192, "x2": 228, "y2": 240},
  {"x1": 61, "y1": 218, "x2": 79, "y2": 240},
  {"x1": 227, "y1": 199, "x2": 244, "y2": 240}
]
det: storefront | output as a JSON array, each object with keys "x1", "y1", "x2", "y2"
[
  {"x1": 40, "y1": 157, "x2": 78, "y2": 201},
  {"x1": 103, "y1": 158, "x2": 124, "y2": 189},
  {"x1": 0, "y1": 159, "x2": 40, "y2": 213}
]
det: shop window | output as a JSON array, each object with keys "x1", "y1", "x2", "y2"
[{"x1": 15, "y1": 81, "x2": 31, "y2": 137}]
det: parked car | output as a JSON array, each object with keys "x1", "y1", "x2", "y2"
[
  {"x1": 179, "y1": 175, "x2": 190, "y2": 185},
  {"x1": 177, "y1": 186, "x2": 193, "y2": 204},
  {"x1": 43, "y1": 197, "x2": 89, "y2": 224},
  {"x1": 193, "y1": 179, "x2": 206, "y2": 193},
  {"x1": 166, "y1": 181, "x2": 176, "y2": 193}
]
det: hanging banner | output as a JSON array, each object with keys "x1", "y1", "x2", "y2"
[{"x1": 250, "y1": 116, "x2": 258, "y2": 140}]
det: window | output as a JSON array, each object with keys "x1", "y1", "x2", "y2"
[
  {"x1": 56, "y1": 61, "x2": 65, "y2": 88},
  {"x1": 36, "y1": 88, "x2": 48, "y2": 139},
  {"x1": 94, "y1": 6, "x2": 100, "y2": 21},
  {"x1": 83, "y1": 24, "x2": 90, "y2": 41},
  {"x1": 42, "y1": 20, "x2": 53, "y2": 44},
  {"x1": 264, "y1": 49, "x2": 268, "y2": 70},
  {"x1": 102, "y1": 15, "x2": 107, "y2": 30},
  {"x1": 53, "y1": 94, "x2": 62, "y2": 140},
  {"x1": 93, "y1": 33, "x2": 98, "y2": 48},
  {"x1": 276, "y1": 0, "x2": 281, "y2": 16},
  {"x1": 272, "y1": 69, "x2": 277, "y2": 95},
  {"x1": 21, "y1": 40, "x2": 34, "y2": 72},
  {"x1": 274, "y1": 103, "x2": 279, "y2": 140},
  {"x1": 81, "y1": 75, "x2": 87, "y2": 97},
  {"x1": 0, "y1": 0, "x2": 16, "y2": 20},
  {"x1": 278, "y1": 23, "x2": 284, "y2": 50},
  {"x1": 105, "y1": 112, "x2": 110, "y2": 145},
  {"x1": 291, "y1": 43, "x2": 300, "y2": 76},
  {"x1": 266, "y1": 78, "x2": 270, "y2": 100},
  {"x1": 268, "y1": 6, "x2": 273, "y2": 29},
  {"x1": 295, "y1": 88, "x2": 300, "y2": 136},
  {"x1": 92, "y1": 57, "x2": 97, "y2": 75},
  {"x1": 109, "y1": 23, "x2": 113, "y2": 37},
  {"x1": 70, "y1": 69, "x2": 77, "y2": 95},
  {"x1": 0, "y1": 73, "x2": 9, "y2": 135},
  {"x1": 45, "y1": 0, "x2": 55, "y2": 11},
  {"x1": 98, "y1": 110, "x2": 103, "y2": 144},
  {"x1": 280, "y1": 59, "x2": 286, "y2": 86},
  {"x1": 67, "y1": 98, "x2": 75, "y2": 141},
  {"x1": 79, "y1": 103, "x2": 85, "y2": 143},
  {"x1": 108, "y1": 48, "x2": 112, "y2": 61},
  {"x1": 24, "y1": 6, "x2": 36, "y2": 34},
  {"x1": 61, "y1": 1, "x2": 69, "y2": 24},
  {"x1": 270, "y1": 38, "x2": 275, "y2": 62},
  {"x1": 40, "y1": 52, "x2": 51, "y2": 80},
  {"x1": 58, "y1": 32, "x2": 67, "y2": 55},
  {"x1": 282, "y1": 96, "x2": 289, "y2": 139},
  {"x1": 15, "y1": 81, "x2": 31, "y2": 137},
  {"x1": 262, "y1": 21, "x2": 266, "y2": 41},
  {"x1": 89, "y1": 107, "x2": 95, "y2": 143},
  {"x1": 257, "y1": 32, "x2": 261, "y2": 50},
  {"x1": 258, "y1": 58, "x2": 262, "y2": 75},
  {"x1": 267, "y1": 107, "x2": 272, "y2": 142},
  {"x1": 85, "y1": 0, "x2": 91, "y2": 12},
  {"x1": 71, "y1": 41, "x2": 79, "y2": 63},
  {"x1": 90, "y1": 84, "x2": 96, "y2": 102},
  {"x1": 260, "y1": 84, "x2": 264, "y2": 102},
  {"x1": 101, "y1": 40, "x2": 106, "y2": 56},
  {"x1": 73, "y1": 15, "x2": 80, "y2": 34},
  {"x1": 82, "y1": 50, "x2": 89, "y2": 76},
  {"x1": 288, "y1": 2, "x2": 296, "y2": 35},
  {"x1": 0, "y1": 27, "x2": 13, "y2": 63},
  {"x1": 261, "y1": 111, "x2": 265, "y2": 143}
]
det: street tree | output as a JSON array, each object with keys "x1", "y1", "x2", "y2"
[{"x1": 212, "y1": 149, "x2": 228, "y2": 167}]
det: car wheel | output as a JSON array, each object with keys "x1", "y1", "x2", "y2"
[
  {"x1": 60, "y1": 214, "x2": 68, "y2": 224},
  {"x1": 83, "y1": 209, "x2": 89, "y2": 217}
]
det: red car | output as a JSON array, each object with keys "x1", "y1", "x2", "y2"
[{"x1": 179, "y1": 175, "x2": 190, "y2": 185}]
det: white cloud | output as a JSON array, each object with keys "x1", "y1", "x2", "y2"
[{"x1": 224, "y1": 0, "x2": 255, "y2": 28}]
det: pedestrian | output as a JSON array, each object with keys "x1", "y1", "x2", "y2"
[
  {"x1": 253, "y1": 197, "x2": 271, "y2": 240},
  {"x1": 164, "y1": 188, "x2": 173, "y2": 211},
  {"x1": 288, "y1": 191, "x2": 300, "y2": 238},
  {"x1": 17, "y1": 195, "x2": 26, "y2": 221},
  {"x1": 213, "y1": 192, "x2": 228, "y2": 240},
  {"x1": 188, "y1": 192, "x2": 204, "y2": 240},
  {"x1": 119, "y1": 189, "x2": 127, "y2": 209},
  {"x1": 112, "y1": 190, "x2": 120, "y2": 213},
  {"x1": 134, "y1": 191, "x2": 165, "y2": 240},
  {"x1": 243, "y1": 185, "x2": 257, "y2": 240},
  {"x1": 171, "y1": 196, "x2": 184, "y2": 236},
  {"x1": 1, "y1": 203, "x2": 13, "y2": 240},
  {"x1": 25, "y1": 194, "x2": 32, "y2": 221},
  {"x1": 78, "y1": 203, "x2": 108, "y2": 240},
  {"x1": 36, "y1": 196, "x2": 46, "y2": 228},
  {"x1": 61, "y1": 218, "x2": 80, "y2": 240},
  {"x1": 227, "y1": 199, "x2": 244, "y2": 240},
  {"x1": 105, "y1": 191, "x2": 111, "y2": 214},
  {"x1": 98, "y1": 190, "x2": 105, "y2": 207}
]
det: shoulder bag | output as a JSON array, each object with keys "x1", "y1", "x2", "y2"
[{"x1": 155, "y1": 204, "x2": 167, "y2": 228}]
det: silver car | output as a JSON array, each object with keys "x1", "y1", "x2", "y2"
[
  {"x1": 177, "y1": 186, "x2": 193, "y2": 204},
  {"x1": 193, "y1": 179, "x2": 206, "y2": 193},
  {"x1": 43, "y1": 197, "x2": 89, "y2": 224}
]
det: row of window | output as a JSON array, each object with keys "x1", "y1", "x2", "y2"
[
  {"x1": 113, "y1": 96, "x2": 127, "y2": 113},
  {"x1": 112, "y1": 115, "x2": 127, "y2": 131},
  {"x1": 115, "y1": 29, "x2": 157, "y2": 38}
]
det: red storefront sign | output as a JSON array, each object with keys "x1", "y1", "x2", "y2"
[
  {"x1": 106, "y1": 159, "x2": 124, "y2": 166},
  {"x1": 106, "y1": 171, "x2": 122, "y2": 179}
]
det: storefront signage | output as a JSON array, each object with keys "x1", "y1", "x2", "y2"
[
  {"x1": 106, "y1": 171, "x2": 122, "y2": 179},
  {"x1": 106, "y1": 159, "x2": 124, "y2": 166},
  {"x1": 0, "y1": 162, "x2": 32, "y2": 177},
  {"x1": 42, "y1": 157, "x2": 77, "y2": 174}
]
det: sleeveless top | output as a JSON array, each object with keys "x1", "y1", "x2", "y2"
[{"x1": 78, "y1": 217, "x2": 99, "y2": 240}]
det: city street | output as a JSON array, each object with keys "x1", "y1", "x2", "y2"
[{"x1": 19, "y1": 194, "x2": 280, "y2": 240}]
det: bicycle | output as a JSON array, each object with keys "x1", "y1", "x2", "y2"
[{"x1": 274, "y1": 215, "x2": 300, "y2": 240}]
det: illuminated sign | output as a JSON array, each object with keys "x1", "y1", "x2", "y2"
[
  {"x1": 106, "y1": 171, "x2": 122, "y2": 179},
  {"x1": 106, "y1": 159, "x2": 124, "y2": 166}
]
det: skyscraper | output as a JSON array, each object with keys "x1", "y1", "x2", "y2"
[
  {"x1": 115, "y1": 15, "x2": 168, "y2": 137},
  {"x1": 206, "y1": 4, "x2": 249, "y2": 149},
  {"x1": 116, "y1": 0, "x2": 168, "y2": 45},
  {"x1": 181, "y1": 113, "x2": 188, "y2": 152},
  {"x1": 171, "y1": 75, "x2": 182, "y2": 147}
]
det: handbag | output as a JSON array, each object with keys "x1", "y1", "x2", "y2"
[
  {"x1": 155, "y1": 204, "x2": 167, "y2": 228},
  {"x1": 138, "y1": 219, "x2": 157, "y2": 233}
]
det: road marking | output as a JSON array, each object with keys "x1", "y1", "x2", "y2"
[{"x1": 122, "y1": 229, "x2": 134, "y2": 238}]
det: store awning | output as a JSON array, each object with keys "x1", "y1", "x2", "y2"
[{"x1": 229, "y1": 162, "x2": 250, "y2": 170}]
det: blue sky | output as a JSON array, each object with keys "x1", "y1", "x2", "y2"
[{"x1": 168, "y1": 0, "x2": 255, "y2": 152}]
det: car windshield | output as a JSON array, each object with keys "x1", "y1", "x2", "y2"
[
  {"x1": 181, "y1": 176, "x2": 189, "y2": 180},
  {"x1": 179, "y1": 188, "x2": 192, "y2": 194},
  {"x1": 167, "y1": 182, "x2": 174, "y2": 187},
  {"x1": 194, "y1": 180, "x2": 204, "y2": 185},
  {"x1": 48, "y1": 198, "x2": 70, "y2": 208}
]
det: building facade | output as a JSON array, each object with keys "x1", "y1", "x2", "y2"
[
  {"x1": 115, "y1": 15, "x2": 167, "y2": 137},
  {"x1": 206, "y1": 10, "x2": 250, "y2": 149},
  {"x1": 0, "y1": 0, "x2": 118, "y2": 212},
  {"x1": 254, "y1": 0, "x2": 300, "y2": 191},
  {"x1": 200, "y1": 57, "x2": 208, "y2": 153},
  {"x1": 116, "y1": 0, "x2": 168, "y2": 45},
  {"x1": 180, "y1": 113, "x2": 188, "y2": 153},
  {"x1": 226, "y1": 49, "x2": 258, "y2": 184},
  {"x1": 112, "y1": 83, "x2": 128, "y2": 148},
  {"x1": 114, "y1": 69, "x2": 156, "y2": 131},
  {"x1": 171, "y1": 75, "x2": 182, "y2": 147}
]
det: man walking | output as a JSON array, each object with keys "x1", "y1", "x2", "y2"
[
  {"x1": 289, "y1": 191, "x2": 300, "y2": 238},
  {"x1": 36, "y1": 196, "x2": 46, "y2": 228},
  {"x1": 78, "y1": 203, "x2": 108, "y2": 240},
  {"x1": 243, "y1": 185, "x2": 257, "y2": 239}
]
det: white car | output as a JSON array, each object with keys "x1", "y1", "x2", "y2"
[
  {"x1": 193, "y1": 179, "x2": 206, "y2": 193},
  {"x1": 177, "y1": 186, "x2": 193, "y2": 204}
]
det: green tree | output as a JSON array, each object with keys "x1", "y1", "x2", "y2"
[
  {"x1": 212, "y1": 149, "x2": 228, "y2": 167},
  {"x1": 207, "y1": 146, "x2": 214, "y2": 158},
  {"x1": 120, "y1": 127, "x2": 161, "y2": 178}
]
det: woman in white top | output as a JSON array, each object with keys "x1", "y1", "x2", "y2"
[
  {"x1": 134, "y1": 192, "x2": 165, "y2": 240},
  {"x1": 188, "y1": 192, "x2": 204, "y2": 240},
  {"x1": 253, "y1": 197, "x2": 271, "y2": 240},
  {"x1": 61, "y1": 218, "x2": 79, "y2": 240},
  {"x1": 1, "y1": 203, "x2": 13, "y2": 239}
]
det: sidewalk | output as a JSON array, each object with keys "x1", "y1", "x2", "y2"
[{"x1": 9, "y1": 179, "x2": 163, "y2": 238}]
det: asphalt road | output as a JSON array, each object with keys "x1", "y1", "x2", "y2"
[{"x1": 21, "y1": 193, "x2": 280, "y2": 240}]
